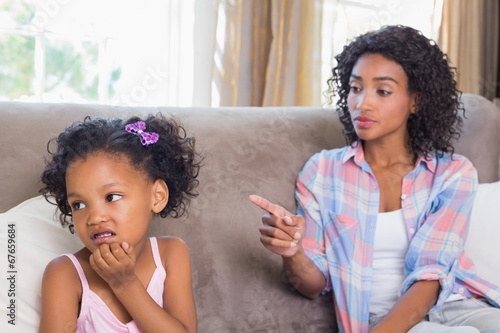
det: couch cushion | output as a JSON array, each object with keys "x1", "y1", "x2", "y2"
[
  {"x1": 0, "y1": 196, "x2": 81, "y2": 332},
  {"x1": 466, "y1": 181, "x2": 500, "y2": 286}
]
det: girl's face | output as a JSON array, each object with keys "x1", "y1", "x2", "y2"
[
  {"x1": 65, "y1": 152, "x2": 167, "y2": 252},
  {"x1": 347, "y1": 53, "x2": 415, "y2": 145}
]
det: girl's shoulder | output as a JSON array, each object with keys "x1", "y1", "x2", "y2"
[
  {"x1": 42, "y1": 252, "x2": 83, "y2": 295},
  {"x1": 44, "y1": 254, "x2": 75, "y2": 274},
  {"x1": 45, "y1": 251, "x2": 83, "y2": 276},
  {"x1": 39, "y1": 253, "x2": 84, "y2": 332},
  {"x1": 156, "y1": 236, "x2": 189, "y2": 249},
  {"x1": 155, "y1": 236, "x2": 191, "y2": 269}
]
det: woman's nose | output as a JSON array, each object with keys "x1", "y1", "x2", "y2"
[{"x1": 356, "y1": 91, "x2": 372, "y2": 111}]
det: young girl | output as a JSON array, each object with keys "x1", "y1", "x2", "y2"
[
  {"x1": 250, "y1": 25, "x2": 500, "y2": 333},
  {"x1": 39, "y1": 114, "x2": 200, "y2": 333}
]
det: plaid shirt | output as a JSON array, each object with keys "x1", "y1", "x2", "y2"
[{"x1": 296, "y1": 144, "x2": 500, "y2": 333}]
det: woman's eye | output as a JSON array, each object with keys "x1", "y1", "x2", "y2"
[
  {"x1": 71, "y1": 202, "x2": 86, "y2": 211},
  {"x1": 378, "y1": 89, "x2": 391, "y2": 96},
  {"x1": 106, "y1": 194, "x2": 122, "y2": 202},
  {"x1": 349, "y1": 85, "x2": 361, "y2": 93}
]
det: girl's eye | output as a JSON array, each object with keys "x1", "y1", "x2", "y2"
[
  {"x1": 71, "y1": 202, "x2": 86, "y2": 211},
  {"x1": 378, "y1": 89, "x2": 391, "y2": 96},
  {"x1": 106, "y1": 194, "x2": 122, "y2": 202}
]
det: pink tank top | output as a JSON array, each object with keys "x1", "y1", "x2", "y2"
[{"x1": 64, "y1": 237, "x2": 167, "y2": 333}]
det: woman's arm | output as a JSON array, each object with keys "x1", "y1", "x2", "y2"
[
  {"x1": 39, "y1": 257, "x2": 80, "y2": 333},
  {"x1": 372, "y1": 157, "x2": 477, "y2": 332},
  {"x1": 93, "y1": 238, "x2": 197, "y2": 333},
  {"x1": 401, "y1": 157, "x2": 477, "y2": 306},
  {"x1": 282, "y1": 246, "x2": 327, "y2": 299},
  {"x1": 370, "y1": 280, "x2": 439, "y2": 333}
]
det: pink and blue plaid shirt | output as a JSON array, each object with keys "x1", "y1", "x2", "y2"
[{"x1": 296, "y1": 144, "x2": 500, "y2": 333}]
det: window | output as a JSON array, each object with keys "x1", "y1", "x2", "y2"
[
  {"x1": 1, "y1": 0, "x2": 441, "y2": 107},
  {"x1": 320, "y1": 0, "x2": 441, "y2": 106},
  {"x1": 0, "y1": 0, "x2": 195, "y2": 106}
]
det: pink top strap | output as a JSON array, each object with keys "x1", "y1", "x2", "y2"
[
  {"x1": 63, "y1": 253, "x2": 90, "y2": 292},
  {"x1": 62, "y1": 238, "x2": 166, "y2": 332}
]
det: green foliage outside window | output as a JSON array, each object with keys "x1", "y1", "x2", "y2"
[{"x1": 0, "y1": 0, "x2": 120, "y2": 101}]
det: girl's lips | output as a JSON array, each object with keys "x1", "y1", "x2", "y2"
[{"x1": 90, "y1": 229, "x2": 116, "y2": 245}]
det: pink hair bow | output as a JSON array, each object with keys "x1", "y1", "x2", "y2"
[{"x1": 124, "y1": 121, "x2": 159, "y2": 146}]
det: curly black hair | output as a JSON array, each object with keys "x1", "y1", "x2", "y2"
[
  {"x1": 327, "y1": 25, "x2": 463, "y2": 158},
  {"x1": 40, "y1": 114, "x2": 202, "y2": 229}
]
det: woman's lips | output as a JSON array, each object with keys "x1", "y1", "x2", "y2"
[{"x1": 354, "y1": 116, "x2": 375, "y2": 128}]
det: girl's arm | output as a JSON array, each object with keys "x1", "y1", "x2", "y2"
[
  {"x1": 39, "y1": 257, "x2": 80, "y2": 333},
  {"x1": 93, "y1": 238, "x2": 197, "y2": 333},
  {"x1": 370, "y1": 280, "x2": 439, "y2": 333},
  {"x1": 159, "y1": 237, "x2": 197, "y2": 333}
]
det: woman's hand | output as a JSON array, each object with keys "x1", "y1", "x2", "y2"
[
  {"x1": 249, "y1": 195, "x2": 305, "y2": 258},
  {"x1": 249, "y1": 194, "x2": 326, "y2": 298},
  {"x1": 89, "y1": 242, "x2": 137, "y2": 289}
]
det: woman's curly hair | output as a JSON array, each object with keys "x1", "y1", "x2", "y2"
[
  {"x1": 327, "y1": 25, "x2": 463, "y2": 158},
  {"x1": 40, "y1": 114, "x2": 202, "y2": 229}
]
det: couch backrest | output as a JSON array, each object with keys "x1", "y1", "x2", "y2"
[
  {"x1": 0, "y1": 93, "x2": 499, "y2": 213},
  {"x1": 0, "y1": 103, "x2": 343, "y2": 213},
  {"x1": 0, "y1": 94, "x2": 498, "y2": 331},
  {"x1": 454, "y1": 94, "x2": 500, "y2": 183}
]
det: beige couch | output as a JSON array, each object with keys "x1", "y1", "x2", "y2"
[{"x1": 0, "y1": 93, "x2": 499, "y2": 332}]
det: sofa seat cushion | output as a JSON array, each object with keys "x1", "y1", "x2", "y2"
[
  {"x1": 466, "y1": 181, "x2": 500, "y2": 286},
  {"x1": 0, "y1": 196, "x2": 81, "y2": 332}
]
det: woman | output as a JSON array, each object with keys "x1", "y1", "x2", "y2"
[{"x1": 250, "y1": 25, "x2": 500, "y2": 333}]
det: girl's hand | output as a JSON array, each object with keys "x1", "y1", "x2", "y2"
[
  {"x1": 89, "y1": 242, "x2": 137, "y2": 289},
  {"x1": 249, "y1": 195, "x2": 305, "y2": 258}
]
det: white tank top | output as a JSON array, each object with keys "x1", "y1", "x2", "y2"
[{"x1": 370, "y1": 209, "x2": 409, "y2": 316}]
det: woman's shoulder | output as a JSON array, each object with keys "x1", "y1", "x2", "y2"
[
  {"x1": 311, "y1": 146, "x2": 350, "y2": 159},
  {"x1": 300, "y1": 146, "x2": 351, "y2": 175},
  {"x1": 433, "y1": 151, "x2": 477, "y2": 174},
  {"x1": 434, "y1": 151, "x2": 471, "y2": 162},
  {"x1": 304, "y1": 146, "x2": 350, "y2": 166},
  {"x1": 422, "y1": 151, "x2": 478, "y2": 189}
]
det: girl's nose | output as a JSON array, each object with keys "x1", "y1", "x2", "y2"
[{"x1": 87, "y1": 207, "x2": 108, "y2": 225}]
